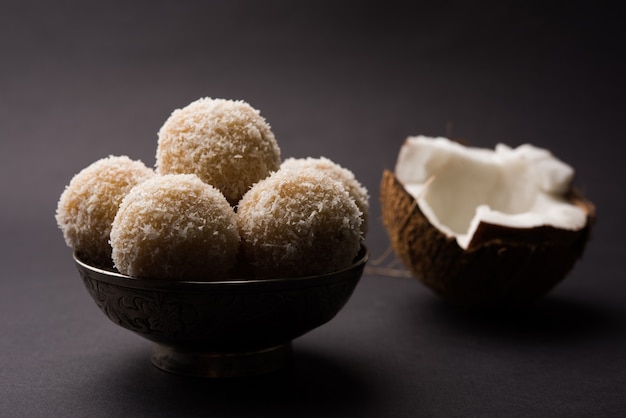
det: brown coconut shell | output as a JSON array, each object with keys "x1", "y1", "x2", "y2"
[{"x1": 380, "y1": 170, "x2": 595, "y2": 308}]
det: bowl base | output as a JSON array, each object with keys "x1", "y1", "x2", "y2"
[{"x1": 151, "y1": 342, "x2": 293, "y2": 378}]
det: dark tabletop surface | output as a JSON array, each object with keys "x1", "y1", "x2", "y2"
[{"x1": 1, "y1": 1, "x2": 625, "y2": 416}]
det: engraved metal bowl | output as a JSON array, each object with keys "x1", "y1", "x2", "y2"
[{"x1": 74, "y1": 245, "x2": 368, "y2": 378}]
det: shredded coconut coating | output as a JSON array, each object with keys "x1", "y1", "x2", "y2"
[
  {"x1": 281, "y1": 156, "x2": 370, "y2": 236},
  {"x1": 155, "y1": 97, "x2": 281, "y2": 205},
  {"x1": 55, "y1": 155, "x2": 155, "y2": 267},
  {"x1": 237, "y1": 169, "x2": 362, "y2": 278},
  {"x1": 110, "y1": 174, "x2": 240, "y2": 280}
]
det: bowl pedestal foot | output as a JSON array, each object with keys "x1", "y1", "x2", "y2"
[{"x1": 151, "y1": 342, "x2": 293, "y2": 378}]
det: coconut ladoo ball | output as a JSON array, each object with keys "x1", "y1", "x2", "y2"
[
  {"x1": 55, "y1": 155, "x2": 155, "y2": 267},
  {"x1": 110, "y1": 174, "x2": 240, "y2": 280},
  {"x1": 237, "y1": 169, "x2": 362, "y2": 278},
  {"x1": 281, "y1": 156, "x2": 370, "y2": 236},
  {"x1": 381, "y1": 136, "x2": 595, "y2": 308},
  {"x1": 155, "y1": 97, "x2": 281, "y2": 205}
]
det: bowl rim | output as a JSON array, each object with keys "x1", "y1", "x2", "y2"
[{"x1": 74, "y1": 245, "x2": 368, "y2": 292}]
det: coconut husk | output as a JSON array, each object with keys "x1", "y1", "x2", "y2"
[{"x1": 380, "y1": 170, "x2": 595, "y2": 309}]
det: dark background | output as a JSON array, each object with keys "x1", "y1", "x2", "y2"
[{"x1": 1, "y1": 1, "x2": 625, "y2": 416}]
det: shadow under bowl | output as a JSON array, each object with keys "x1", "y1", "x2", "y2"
[{"x1": 74, "y1": 245, "x2": 368, "y2": 378}]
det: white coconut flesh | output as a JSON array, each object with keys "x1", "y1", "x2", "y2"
[{"x1": 395, "y1": 136, "x2": 588, "y2": 250}]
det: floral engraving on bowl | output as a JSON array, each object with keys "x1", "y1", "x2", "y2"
[
  {"x1": 77, "y1": 261, "x2": 363, "y2": 352},
  {"x1": 80, "y1": 274, "x2": 199, "y2": 337}
]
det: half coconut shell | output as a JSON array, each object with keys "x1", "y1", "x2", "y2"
[{"x1": 380, "y1": 170, "x2": 595, "y2": 308}]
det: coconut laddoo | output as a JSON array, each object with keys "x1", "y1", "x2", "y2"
[
  {"x1": 237, "y1": 169, "x2": 362, "y2": 278},
  {"x1": 55, "y1": 155, "x2": 155, "y2": 267},
  {"x1": 110, "y1": 174, "x2": 240, "y2": 280},
  {"x1": 155, "y1": 97, "x2": 281, "y2": 205},
  {"x1": 281, "y1": 156, "x2": 370, "y2": 236}
]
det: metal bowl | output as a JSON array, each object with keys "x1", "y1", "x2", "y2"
[{"x1": 74, "y1": 245, "x2": 368, "y2": 378}]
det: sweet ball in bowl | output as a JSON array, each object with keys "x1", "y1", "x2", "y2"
[
  {"x1": 155, "y1": 97, "x2": 281, "y2": 206},
  {"x1": 55, "y1": 155, "x2": 155, "y2": 267},
  {"x1": 110, "y1": 173, "x2": 240, "y2": 281},
  {"x1": 237, "y1": 168, "x2": 363, "y2": 278}
]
